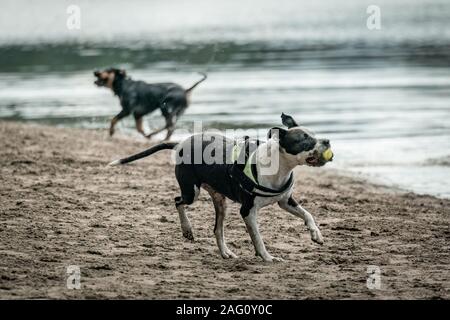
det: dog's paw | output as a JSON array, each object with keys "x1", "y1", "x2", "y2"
[
  {"x1": 183, "y1": 230, "x2": 194, "y2": 241},
  {"x1": 271, "y1": 256, "x2": 284, "y2": 262},
  {"x1": 310, "y1": 229, "x2": 324, "y2": 245},
  {"x1": 261, "y1": 255, "x2": 284, "y2": 263},
  {"x1": 221, "y1": 249, "x2": 238, "y2": 259}
]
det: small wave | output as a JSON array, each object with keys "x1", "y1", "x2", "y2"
[{"x1": 424, "y1": 156, "x2": 450, "y2": 166}]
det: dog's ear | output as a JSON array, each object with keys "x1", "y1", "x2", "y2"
[
  {"x1": 267, "y1": 126, "x2": 287, "y2": 141},
  {"x1": 281, "y1": 113, "x2": 298, "y2": 128}
]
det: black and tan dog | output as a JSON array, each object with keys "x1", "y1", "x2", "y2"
[{"x1": 94, "y1": 68, "x2": 206, "y2": 140}]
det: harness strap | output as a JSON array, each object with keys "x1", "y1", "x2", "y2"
[
  {"x1": 243, "y1": 151, "x2": 257, "y2": 184},
  {"x1": 229, "y1": 139, "x2": 293, "y2": 198}
]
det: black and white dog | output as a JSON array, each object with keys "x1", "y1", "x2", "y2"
[
  {"x1": 94, "y1": 68, "x2": 206, "y2": 140},
  {"x1": 109, "y1": 113, "x2": 333, "y2": 262}
]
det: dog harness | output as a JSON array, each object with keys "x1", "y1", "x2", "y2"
[{"x1": 228, "y1": 138, "x2": 294, "y2": 198}]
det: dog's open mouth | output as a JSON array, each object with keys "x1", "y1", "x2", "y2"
[
  {"x1": 306, "y1": 151, "x2": 331, "y2": 167},
  {"x1": 306, "y1": 155, "x2": 320, "y2": 166},
  {"x1": 94, "y1": 78, "x2": 106, "y2": 87},
  {"x1": 93, "y1": 71, "x2": 108, "y2": 87}
]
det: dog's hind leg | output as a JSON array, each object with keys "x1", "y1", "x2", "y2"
[
  {"x1": 145, "y1": 116, "x2": 174, "y2": 140},
  {"x1": 146, "y1": 125, "x2": 167, "y2": 139},
  {"x1": 175, "y1": 196, "x2": 195, "y2": 241},
  {"x1": 165, "y1": 106, "x2": 186, "y2": 141},
  {"x1": 161, "y1": 99, "x2": 187, "y2": 141},
  {"x1": 163, "y1": 116, "x2": 175, "y2": 141},
  {"x1": 174, "y1": 166, "x2": 201, "y2": 241},
  {"x1": 202, "y1": 184, "x2": 237, "y2": 259}
]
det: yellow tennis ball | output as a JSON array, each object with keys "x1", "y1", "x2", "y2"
[{"x1": 322, "y1": 148, "x2": 333, "y2": 161}]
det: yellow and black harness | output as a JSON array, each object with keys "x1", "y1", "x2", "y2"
[{"x1": 228, "y1": 137, "x2": 294, "y2": 198}]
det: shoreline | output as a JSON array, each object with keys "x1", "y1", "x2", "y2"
[
  {"x1": 0, "y1": 120, "x2": 449, "y2": 299},
  {"x1": 9, "y1": 118, "x2": 450, "y2": 200}
]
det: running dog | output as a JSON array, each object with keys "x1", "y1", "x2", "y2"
[
  {"x1": 94, "y1": 68, "x2": 206, "y2": 140},
  {"x1": 108, "y1": 113, "x2": 333, "y2": 262}
]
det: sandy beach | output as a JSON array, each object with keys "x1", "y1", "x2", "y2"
[{"x1": 0, "y1": 121, "x2": 448, "y2": 299}]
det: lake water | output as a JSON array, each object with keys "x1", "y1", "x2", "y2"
[{"x1": 1, "y1": 0, "x2": 449, "y2": 198}]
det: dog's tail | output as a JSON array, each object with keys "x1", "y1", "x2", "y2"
[
  {"x1": 108, "y1": 142, "x2": 178, "y2": 166},
  {"x1": 185, "y1": 72, "x2": 207, "y2": 93}
]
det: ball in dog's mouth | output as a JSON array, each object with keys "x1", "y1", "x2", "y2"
[
  {"x1": 322, "y1": 148, "x2": 333, "y2": 162},
  {"x1": 306, "y1": 149, "x2": 333, "y2": 166}
]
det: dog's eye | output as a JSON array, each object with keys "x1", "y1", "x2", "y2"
[{"x1": 303, "y1": 133, "x2": 308, "y2": 138}]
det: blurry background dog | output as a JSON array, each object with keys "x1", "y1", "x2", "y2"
[{"x1": 94, "y1": 68, "x2": 206, "y2": 140}]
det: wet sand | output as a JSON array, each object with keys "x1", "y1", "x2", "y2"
[{"x1": 0, "y1": 121, "x2": 448, "y2": 299}]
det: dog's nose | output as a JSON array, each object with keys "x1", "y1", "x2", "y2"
[
  {"x1": 93, "y1": 70, "x2": 100, "y2": 76},
  {"x1": 322, "y1": 139, "x2": 330, "y2": 147}
]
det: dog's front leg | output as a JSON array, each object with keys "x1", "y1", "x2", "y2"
[
  {"x1": 109, "y1": 117, "x2": 118, "y2": 136},
  {"x1": 110, "y1": 109, "x2": 129, "y2": 136},
  {"x1": 243, "y1": 207, "x2": 284, "y2": 262},
  {"x1": 278, "y1": 196, "x2": 324, "y2": 245},
  {"x1": 134, "y1": 115, "x2": 146, "y2": 137}
]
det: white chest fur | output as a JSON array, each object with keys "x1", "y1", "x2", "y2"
[{"x1": 253, "y1": 189, "x2": 292, "y2": 209}]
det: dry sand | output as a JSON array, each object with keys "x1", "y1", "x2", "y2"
[{"x1": 0, "y1": 121, "x2": 449, "y2": 299}]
